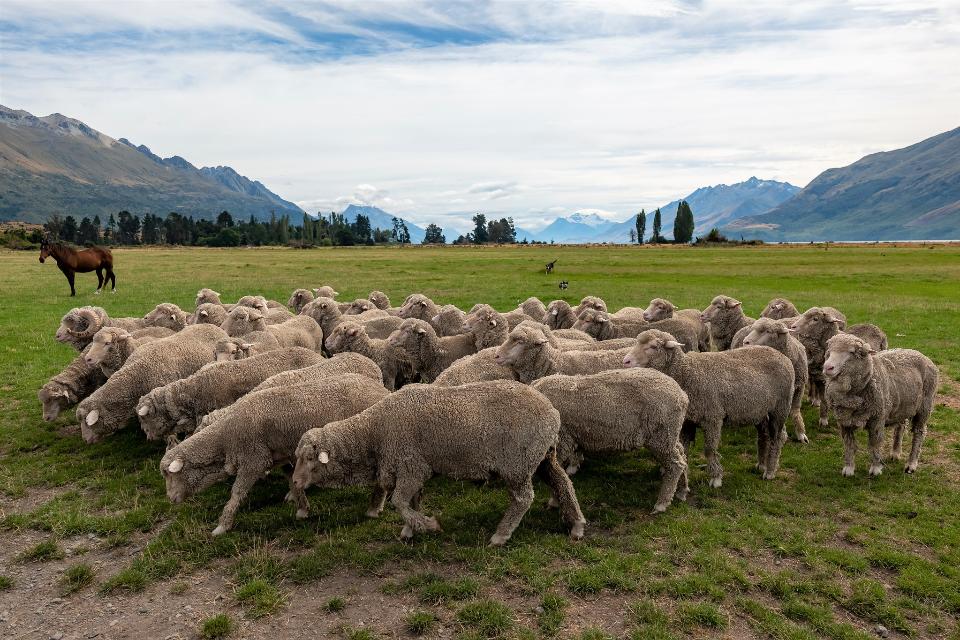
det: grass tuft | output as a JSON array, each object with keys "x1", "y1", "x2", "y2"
[
  {"x1": 235, "y1": 578, "x2": 284, "y2": 618},
  {"x1": 324, "y1": 596, "x2": 347, "y2": 613},
  {"x1": 59, "y1": 562, "x2": 94, "y2": 595},
  {"x1": 0, "y1": 575, "x2": 13, "y2": 590},
  {"x1": 18, "y1": 539, "x2": 64, "y2": 562},
  {"x1": 456, "y1": 599, "x2": 514, "y2": 638},
  {"x1": 676, "y1": 601, "x2": 727, "y2": 630},
  {"x1": 405, "y1": 609, "x2": 439, "y2": 635},
  {"x1": 200, "y1": 614, "x2": 233, "y2": 639}
]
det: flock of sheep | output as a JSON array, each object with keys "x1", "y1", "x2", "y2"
[{"x1": 39, "y1": 286, "x2": 938, "y2": 545}]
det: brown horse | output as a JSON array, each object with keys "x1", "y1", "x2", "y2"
[{"x1": 39, "y1": 238, "x2": 116, "y2": 296}]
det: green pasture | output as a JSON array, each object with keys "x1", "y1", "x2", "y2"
[{"x1": 1, "y1": 244, "x2": 959, "y2": 639}]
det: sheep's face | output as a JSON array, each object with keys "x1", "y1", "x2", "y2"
[
  {"x1": 495, "y1": 326, "x2": 548, "y2": 366},
  {"x1": 85, "y1": 328, "x2": 129, "y2": 366},
  {"x1": 387, "y1": 320, "x2": 428, "y2": 352},
  {"x1": 823, "y1": 334, "x2": 874, "y2": 379},
  {"x1": 346, "y1": 299, "x2": 375, "y2": 315},
  {"x1": 287, "y1": 289, "x2": 313, "y2": 311},
  {"x1": 192, "y1": 303, "x2": 221, "y2": 325},
  {"x1": 293, "y1": 435, "x2": 353, "y2": 491},
  {"x1": 313, "y1": 286, "x2": 339, "y2": 299},
  {"x1": 576, "y1": 296, "x2": 607, "y2": 314},
  {"x1": 790, "y1": 307, "x2": 843, "y2": 339},
  {"x1": 223, "y1": 307, "x2": 266, "y2": 337},
  {"x1": 161, "y1": 454, "x2": 226, "y2": 503},
  {"x1": 76, "y1": 403, "x2": 115, "y2": 444},
  {"x1": 572, "y1": 309, "x2": 608, "y2": 338},
  {"x1": 761, "y1": 298, "x2": 796, "y2": 320},
  {"x1": 466, "y1": 307, "x2": 499, "y2": 334},
  {"x1": 368, "y1": 291, "x2": 390, "y2": 310},
  {"x1": 302, "y1": 298, "x2": 340, "y2": 324},
  {"x1": 136, "y1": 395, "x2": 176, "y2": 440},
  {"x1": 145, "y1": 303, "x2": 187, "y2": 331},
  {"x1": 326, "y1": 324, "x2": 363, "y2": 352},
  {"x1": 38, "y1": 385, "x2": 73, "y2": 422},
  {"x1": 196, "y1": 288, "x2": 221, "y2": 308},
  {"x1": 643, "y1": 298, "x2": 674, "y2": 322},
  {"x1": 398, "y1": 295, "x2": 433, "y2": 320},
  {"x1": 215, "y1": 339, "x2": 252, "y2": 362},
  {"x1": 743, "y1": 318, "x2": 788, "y2": 348},
  {"x1": 623, "y1": 330, "x2": 683, "y2": 370},
  {"x1": 701, "y1": 295, "x2": 742, "y2": 323}
]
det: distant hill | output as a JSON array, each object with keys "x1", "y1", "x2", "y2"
[
  {"x1": 0, "y1": 105, "x2": 303, "y2": 223},
  {"x1": 340, "y1": 204, "x2": 426, "y2": 243},
  {"x1": 724, "y1": 128, "x2": 960, "y2": 241}
]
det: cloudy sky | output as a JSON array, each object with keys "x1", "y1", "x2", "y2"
[{"x1": 2, "y1": 1, "x2": 958, "y2": 230}]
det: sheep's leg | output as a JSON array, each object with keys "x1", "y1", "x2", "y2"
[
  {"x1": 285, "y1": 473, "x2": 309, "y2": 519},
  {"x1": 763, "y1": 421, "x2": 788, "y2": 480},
  {"x1": 213, "y1": 468, "x2": 261, "y2": 536},
  {"x1": 490, "y1": 477, "x2": 535, "y2": 546},
  {"x1": 808, "y1": 381, "x2": 820, "y2": 407},
  {"x1": 817, "y1": 380, "x2": 830, "y2": 427},
  {"x1": 867, "y1": 419, "x2": 885, "y2": 476},
  {"x1": 792, "y1": 390, "x2": 808, "y2": 443},
  {"x1": 704, "y1": 420, "x2": 723, "y2": 488},
  {"x1": 680, "y1": 420, "x2": 697, "y2": 459},
  {"x1": 905, "y1": 412, "x2": 929, "y2": 474},
  {"x1": 840, "y1": 425, "x2": 857, "y2": 476},
  {"x1": 673, "y1": 441, "x2": 690, "y2": 502},
  {"x1": 755, "y1": 420, "x2": 770, "y2": 474},
  {"x1": 889, "y1": 420, "x2": 905, "y2": 462},
  {"x1": 536, "y1": 451, "x2": 586, "y2": 540},
  {"x1": 391, "y1": 467, "x2": 438, "y2": 541},
  {"x1": 650, "y1": 441, "x2": 686, "y2": 513},
  {"x1": 366, "y1": 485, "x2": 389, "y2": 518}
]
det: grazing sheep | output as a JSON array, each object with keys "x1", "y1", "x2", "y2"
[
  {"x1": 55, "y1": 306, "x2": 143, "y2": 351},
  {"x1": 387, "y1": 318, "x2": 479, "y2": 383},
  {"x1": 641, "y1": 298, "x2": 710, "y2": 352},
  {"x1": 291, "y1": 381, "x2": 586, "y2": 545},
  {"x1": 545, "y1": 300, "x2": 578, "y2": 330},
  {"x1": 345, "y1": 298, "x2": 378, "y2": 315},
  {"x1": 142, "y1": 303, "x2": 189, "y2": 332},
  {"x1": 700, "y1": 295, "x2": 755, "y2": 351},
  {"x1": 221, "y1": 306, "x2": 322, "y2": 350},
  {"x1": 575, "y1": 296, "x2": 607, "y2": 315},
  {"x1": 301, "y1": 297, "x2": 400, "y2": 340},
  {"x1": 823, "y1": 333, "x2": 937, "y2": 476},
  {"x1": 76, "y1": 324, "x2": 227, "y2": 444},
  {"x1": 551, "y1": 328, "x2": 594, "y2": 342},
  {"x1": 249, "y1": 353, "x2": 384, "y2": 393},
  {"x1": 433, "y1": 348, "x2": 513, "y2": 386},
  {"x1": 575, "y1": 309, "x2": 699, "y2": 352},
  {"x1": 494, "y1": 322, "x2": 631, "y2": 384},
  {"x1": 532, "y1": 368, "x2": 690, "y2": 512},
  {"x1": 136, "y1": 347, "x2": 325, "y2": 444},
  {"x1": 761, "y1": 298, "x2": 800, "y2": 320},
  {"x1": 84, "y1": 326, "x2": 175, "y2": 377},
  {"x1": 214, "y1": 333, "x2": 281, "y2": 361},
  {"x1": 161, "y1": 374, "x2": 390, "y2": 535},
  {"x1": 433, "y1": 304, "x2": 467, "y2": 336},
  {"x1": 38, "y1": 347, "x2": 107, "y2": 422},
  {"x1": 623, "y1": 329, "x2": 795, "y2": 487},
  {"x1": 287, "y1": 288, "x2": 315, "y2": 313},
  {"x1": 189, "y1": 303, "x2": 228, "y2": 326},
  {"x1": 324, "y1": 321, "x2": 410, "y2": 390},
  {"x1": 741, "y1": 318, "x2": 810, "y2": 442}
]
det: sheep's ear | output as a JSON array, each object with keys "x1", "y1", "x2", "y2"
[
  {"x1": 551, "y1": 309, "x2": 558, "y2": 316},
  {"x1": 665, "y1": 340, "x2": 685, "y2": 350},
  {"x1": 774, "y1": 303, "x2": 783, "y2": 310},
  {"x1": 240, "y1": 343, "x2": 254, "y2": 352},
  {"x1": 312, "y1": 288, "x2": 320, "y2": 296},
  {"x1": 489, "y1": 319, "x2": 497, "y2": 326},
  {"x1": 347, "y1": 327, "x2": 359, "y2": 337},
  {"x1": 431, "y1": 315, "x2": 439, "y2": 323},
  {"x1": 137, "y1": 405, "x2": 150, "y2": 417},
  {"x1": 823, "y1": 314, "x2": 841, "y2": 324},
  {"x1": 168, "y1": 459, "x2": 183, "y2": 473},
  {"x1": 419, "y1": 301, "x2": 427, "y2": 306},
  {"x1": 199, "y1": 309, "x2": 209, "y2": 317},
  {"x1": 170, "y1": 313, "x2": 177, "y2": 321},
  {"x1": 775, "y1": 324, "x2": 789, "y2": 334},
  {"x1": 318, "y1": 451, "x2": 330, "y2": 464},
  {"x1": 85, "y1": 410, "x2": 99, "y2": 425},
  {"x1": 598, "y1": 316, "x2": 608, "y2": 323},
  {"x1": 727, "y1": 299, "x2": 742, "y2": 308},
  {"x1": 416, "y1": 326, "x2": 426, "y2": 334},
  {"x1": 212, "y1": 290, "x2": 220, "y2": 297}
]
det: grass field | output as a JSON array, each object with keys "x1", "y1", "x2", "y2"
[{"x1": 1, "y1": 244, "x2": 959, "y2": 639}]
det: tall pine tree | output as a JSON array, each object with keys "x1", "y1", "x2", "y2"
[
  {"x1": 651, "y1": 208, "x2": 663, "y2": 243},
  {"x1": 672, "y1": 200, "x2": 694, "y2": 244},
  {"x1": 635, "y1": 209, "x2": 646, "y2": 244}
]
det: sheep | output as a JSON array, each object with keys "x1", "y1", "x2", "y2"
[
  {"x1": 741, "y1": 318, "x2": 810, "y2": 443},
  {"x1": 287, "y1": 288, "x2": 315, "y2": 313},
  {"x1": 324, "y1": 321, "x2": 410, "y2": 390},
  {"x1": 575, "y1": 296, "x2": 607, "y2": 315},
  {"x1": 574, "y1": 309, "x2": 699, "y2": 352},
  {"x1": 760, "y1": 297, "x2": 800, "y2": 320},
  {"x1": 432, "y1": 304, "x2": 467, "y2": 336},
  {"x1": 221, "y1": 306, "x2": 322, "y2": 350},
  {"x1": 189, "y1": 303, "x2": 228, "y2": 326},
  {"x1": 84, "y1": 326, "x2": 176, "y2": 377},
  {"x1": 55, "y1": 306, "x2": 143, "y2": 351},
  {"x1": 545, "y1": 300, "x2": 578, "y2": 330},
  {"x1": 551, "y1": 328, "x2": 594, "y2": 342},
  {"x1": 823, "y1": 333, "x2": 937, "y2": 476},
  {"x1": 235, "y1": 294, "x2": 269, "y2": 312},
  {"x1": 38, "y1": 346, "x2": 107, "y2": 422},
  {"x1": 494, "y1": 322, "x2": 632, "y2": 384},
  {"x1": 75, "y1": 324, "x2": 227, "y2": 444},
  {"x1": 461, "y1": 304, "x2": 510, "y2": 349},
  {"x1": 387, "y1": 318, "x2": 479, "y2": 383},
  {"x1": 161, "y1": 374, "x2": 390, "y2": 535},
  {"x1": 136, "y1": 347, "x2": 326, "y2": 444},
  {"x1": 345, "y1": 298, "x2": 378, "y2": 315},
  {"x1": 433, "y1": 348, "x2": 514, "y2": 386},
  {"x1": 641, "y1": 298, "x2": 710, "y2": 352},
  {"x1": 623, "y1": 329, "x2": 795, "y2": 487},
  {"x1": 368, "y1": 290, "x2": 390, "y2": 310},
  {"x1": 301, "y1": 297, "x2": 400, "y2": 340},
  {"x1": 397, "y1": 293, "x2": 441, "y2": 326},
  {"x1": 250, "y1": 353, "x2": 384, "y2": 393},
  {"x1": 790, "y1": 307, "x2": 883, "y2": 427},
  {"x1": 502, "y1": 308, "x2": 538, "y2": 330},
  {"x1": 142, "y1": 302, "x2": 189, "y2": 332},
  {"x1": 700, "y1": 295, "x2": 756, "y2": 351},
  {"x1": 195, "y1": 288, "x2": 226, "y2": 308},
  {"x1": 313, "y1": 285, "x2": 339, "y2": 299},
  {"x1": 532, "y1": 368, "x2": 690, "y2": 513},
  {"x1": 290, "y1": 380, "x2": 586, "y2": 545},
  {"x1": 214, "y1": 333, "x2": 281, "y2": 361},
  {"x1": 519, "y1": 297, "x2": 547, "y2": 322},
  {"x1": 263, "y1": 306, "x2": 295, "y2": 323}
]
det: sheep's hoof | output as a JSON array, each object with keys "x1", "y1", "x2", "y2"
[
  {"x1": 365, "y1": 507, "x2": 383, "y2": 518},
  {"x1": 283, "y1": 491, "x2": 293, "y2": 503},
  {"x1": 93, "y1": 290, "x2": 101, "y2": 295},
  {"x1": 841, "y1": 465, "x2": 855, "y2": 477},
  {"x1": 887, "y1": 451, "x2": 902, "y2": 462},
  {"x1": 425, "y1": 517, "x2": 442, "y2": 532},
  {"x1": 211, "y1": 525, "x2": 227, "y2": 537},
  {"x1": 651, "y1": 502, "x2": 669, "y2": 515},
  {"x1": 569, "y1": 521, "x2": 585, "y2": 541},
  {"x1": 488, "y1": 533, "x2": 510, "y2": 547},
  {"x1": 811, "y1": 398, "x2": 821, "y2": 407},
  {"x1": 399, "y1": 525, "x2": 414, "y2": 541},
  {"x1": 819, "y1": 418, "x2": 829, "y2": 427},
  {"x1": 868, "y1": 464, "x2": 883, "y2": 477},
  {"x1": 565, "y1": 464, "x2": 579, "y2": 476},
  {"x1": 295, "y1": 508, "x2": 309, "y2": 520},
  {"x1": 708, "y1": 477, "x2": 722, "y2": 489},
  {"x1": 762, "y1": 471, "x2": 777, "y2": 480},
  {"x1": 904, "y1": 462, "x2": 918, "y2": 474},
  {"x1": 796, "y1": 433, "x2": 809, "y2": 444},
  {"x1": 546, "y1": 496, "x2": 559, "y2": 509},
  {"x1": 674, "y1": 488, "x2": 689, "y2": 502}
]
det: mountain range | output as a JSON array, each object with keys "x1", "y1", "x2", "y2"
[
  {"x1": 0, "y1": 105, "x2": 302, "y2": 223},
  {"x1": 723, "y1": 127, "x2": 960, "y2": 241}
]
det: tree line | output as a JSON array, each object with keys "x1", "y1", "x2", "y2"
[{"x1": 629, "y1": 200, "x2": 696, "y2": 244}]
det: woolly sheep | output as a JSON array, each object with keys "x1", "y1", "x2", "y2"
[
  {"x1": 387, "y1": 318, "x2": 479, "y2": 383},
  {"x1": 249, "y1": 353, "x2": 384, "y2": 393},
  {"x1": 189, "y1": 303, "x2": 228, "y2": 326},
  {"x1": 502, "y1": 308, "x2": 538, "y2": 330},
  {"x1": 345, "y1": 298, "x2": 378, "y2": 315},
  {"x1": 142, "y1": 302, "x2": 189, "y2": 332},
  {"x1": 397, "y1": 293, "x2": 441, "y2": 327},
  {"x1": 222, "y1": 306, "x2": 323, "y2": 350},
  {"x1": 38, "y1": 346, "x2": 107, "y2": 422},
  {"x1": 741, "y1": 318, "x2": 810, "y2": 442},
  {"x1": 575, "y1": 296, "x2": 607, "y2": 315},
  {"x1": 235, "y1": 295, "x2": 269, "y2": 312},
  {"x1": 575, "y1": 309, "x2": 699, "y2": 352},
  {"x1": 545, "y1": 300, "x2": 578, "y2": 329},
  {"x1": 291, "y1": 380, "x2": 586, "y2": 545},
  {"x1": 313, "y1": 285, "x2": 339, "y2": 299},
  {"x1": 700, "y1": 295, "x2": 755, "y2": 351},
  {"x1": 76, "y1": 324, "x2": 227, "y2": 444},
  {"x1": 84, "y1": 326, "x2": 175, "y2": 377},
  {"x1": 494, "y1": 322, "x2": 632, "y2": 384},
  {"x1": 287, "y1": 288, "x2": 315, "y2": 313},
  {"x1": 532, "y1": 368, "x2": 690, "y2": 512},
  {"x1": 640, "y1": 298, "x2": 710, "y2": 352},
  {"x1": 432, "y1": 304, "x2": 467, "y2": 336},
  {"x1": 460, "y1": 304, "x2": 510, "y2": 349},
  {"x1": 519, "y1": 297, "x2": 547, "y2": 322},
  {"x1": 823, "y1": 334, "x2": 936, "y2": 476},
  {"x1": 195, "y1": 288, "x2": 226, "y2": 308},
  {"x1": 433, "y1": 348, "x2": 513, "y2": 386},
  {"x1": 760, "y1": 297, "x2": 800, "y2": 320},
  {"x1": 136, "y1": 347, "x2": 326, "y2": 443},
  {"x1": 55, "y1": 306, "x2": 144, "y2": 351},
  {"x1": 368, "y1": 290, "x2": 390, "y2": 310},
  {"x1": 301, "y1": 297, "x2": 400, "y2": 340},
  {"x1": 214, "y1": 333, "x2": 281, "y2": 361},
  {"x1": 623, "y1": 329, "x2": 794, "y2": 487},
  {"x1": 161, "y1": 374, "x2": 389, "y2": 535},
  {"x1": 324, "y1": 321, "x2": 410, "y2": 390}
]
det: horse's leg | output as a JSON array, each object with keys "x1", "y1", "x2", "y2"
[
  {"x1": 66, "y1": 270, "x2": 76, "y2": 296},
  {"x1": 95, "y1": 268, "x2": 104, "y2": 294},
  {"x1": 107, "y1": 265, "x2": 116, "y2": 293}
]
